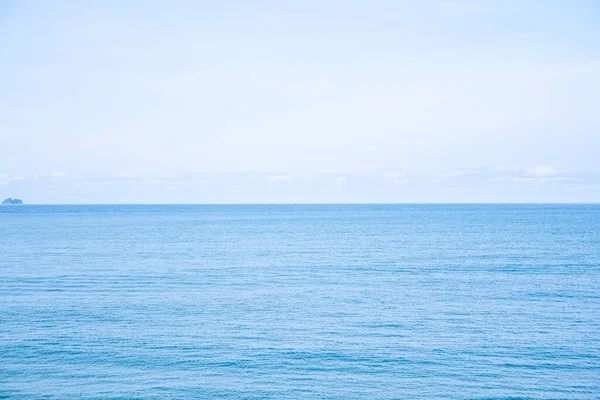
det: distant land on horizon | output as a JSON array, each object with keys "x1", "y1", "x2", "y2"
[{"x1": 2, "y1": 198, "x2": 23, "y2": 205}]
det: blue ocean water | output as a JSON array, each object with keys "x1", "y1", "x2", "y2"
[{"x1": 1, "y1": 204, "x2": 599, "y2": 399}]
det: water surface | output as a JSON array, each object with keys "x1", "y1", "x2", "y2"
[{"x1": 1, "y1": 205, "x2": 599, "y2": 398}]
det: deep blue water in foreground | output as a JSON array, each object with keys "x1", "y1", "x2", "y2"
[{"x1": 1, "y1": 205, "x2": 599, "y2": 399}]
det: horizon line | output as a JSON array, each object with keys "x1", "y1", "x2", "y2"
[{"x1": 4, "y1": 202, "x2": 600, "y2": 206}]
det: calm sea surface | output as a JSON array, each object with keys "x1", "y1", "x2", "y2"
[{"x1": 1, "y1": 205, "x2": 599, "y2": 399}]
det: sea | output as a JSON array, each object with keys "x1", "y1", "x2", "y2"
[{"x1": 1, "y1": 204, "x2": 599, "y2": 399}]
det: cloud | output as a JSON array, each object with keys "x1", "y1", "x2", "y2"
[
  {"x1": 503, "y1": 165, "x2": 582, "y2": 184},
  {"x1": 439, "y1": 0, "x2": 497, "y2": 13},
  {"x1": 268, "y1": 174, "x2": 294, "y2": 183},
  {"x1": 512, "y1": 176, "x2": 577, "y2": 184},
  {"x1": 2, "y1": 168, "x2": 594, "y2": 204},
  {"x1": 425, "y1": 165, "x2": 585, "y2": 186},
  {"x1": 525, "y1": 165, "x2": 559, "y2": 178},
  {"x1": 432, "y1": 169, "x2": 483, "y2": 183},
  {"x1": 0, "y1": 175, "x2": 25, "y2": 185},
  {"x1": 442, "y1": 169, "x2": 465, "y2": 178},
  {"x1": 382, "y1": 169, "x2": 410, "y2": 184},
  {"x1": 494, "y1": 165, "x2": 521, "y2": 173},
  {"x1": 334, "y1": 176, "x2": 347, "y2": 186},
  {"x1": 488, "y1": 165, "x2": 584, "y2": 184},
  {"x1": 382, "y1": 170, "x2": 407, "y2": 179},
  {"x1": 412, "y1": 166, "x2": 583, "y2": 186}
]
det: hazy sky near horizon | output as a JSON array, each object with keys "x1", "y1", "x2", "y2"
[{"x1": 1, "y1": 0, "x2": 599, "y2": 203}]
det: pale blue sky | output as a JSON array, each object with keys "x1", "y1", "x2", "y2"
[{"x1": 1, "y1": 0, "x2": 599, "y2": 203}]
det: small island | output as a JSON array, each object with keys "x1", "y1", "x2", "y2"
[{"x1": 2, "y1": 198, "x2": 23, "y2": 205}]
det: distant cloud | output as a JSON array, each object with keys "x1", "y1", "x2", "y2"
[
  {"x1": 334, "y1": 176, "x2": 347, "y2": 186},
  {"x1": 268, "y1": 174, "x2": 294, "y2": 183},
  {"x1": 511, "y1": 166, "x2": 578, "y2": 184},
  {"x1": 432, "y1": 168, "x2": 484, "y2": 183},
  {"x1": 442, "y1": 169, "x2": 466, "y2": 178},
  {"x1": 426, "y1": 165, "x2": 585, "y2": 186},
  {"x1": 494, "y1": 165, "x2": 521, "y2": 173},
  {"x1": 382, "y1": 170, "x2": 410, "y2": 184},
  {"x1": 0, "y1": 175, "x2": 25, "y2": 185},
  {"x1": 2, "y1": 167, "x2": 595, "y2": 203},
  {"x1": 513, "y1": 176, "x2": 577, "y2": 184},
  {"x1": 439, "y1": 0, "x2": 497, "y2": 13},
  {"x1": 525, "y1": 165, "x2": 559, "y2": 178}
]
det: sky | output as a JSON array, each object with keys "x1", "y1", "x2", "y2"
[{"x1": 1, "y1": 0, "x2": 599, "y2": 203}]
